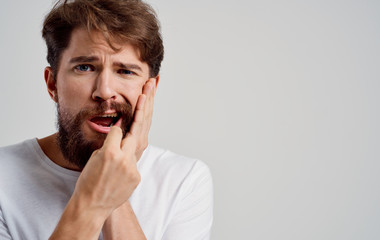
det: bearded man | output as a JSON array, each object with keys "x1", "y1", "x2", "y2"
[{"x1": 0, "y1": 0, "x2": 213, "y2": 239}]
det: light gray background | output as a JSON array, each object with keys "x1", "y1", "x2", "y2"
[{"x1": 1, "y1": 0, "x2": 379, "y2": 239}]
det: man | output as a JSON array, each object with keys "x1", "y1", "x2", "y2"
[{"x1": 0, "y1": 0, "x2": 213, "y2": 239}]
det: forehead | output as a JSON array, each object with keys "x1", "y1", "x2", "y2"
[{"x1": 63, "y1": 28, "x2": 144, "y2": 65}]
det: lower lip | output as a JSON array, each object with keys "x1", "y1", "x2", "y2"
[
  {"x1": 86, "y1": 117, "x2": 123, "y2": 134},
  {"x1": 87, "y1": 120, "x2": 111, "y2": 134}
]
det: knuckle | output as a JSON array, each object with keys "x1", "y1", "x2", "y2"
[
  {"x1": 122, "y1": 164, "x2": 141, "y2": 184},
  {"x1": 91, "y1": 149, "x2": 99, "y2": 157},
  {"x1": 131, "y1": 171, "x2": 141, "y2": 184},
  {"x1": 103, "y1": 148, "x2": 117, "y2": 160},
  {"x1": 141, "y1": 141, "x2": 148, "y2": 150},
  {"x1": 137, "y1": 139, "x2": 148, "y2": 152}
]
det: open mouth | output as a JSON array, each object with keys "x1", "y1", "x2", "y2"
[{"x1": 88, "y1": 112, "x2": 122, "y2": 132}]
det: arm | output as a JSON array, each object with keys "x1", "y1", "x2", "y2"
[
  {"x1": 101, "y1": 78, "x2": 157, "y2": 240},
  {"x1": 48, "y1": 194, "x2": 110, "y2": 240},
  {"x1": 102, "y1": 201, "x2": 146, "y2": 240},
  {"x1": 49, "y1": 125, "x2": 141, "y2": 240},
  {"x1": 49, "y1": 78, "x2": 157, "y2": 240}
]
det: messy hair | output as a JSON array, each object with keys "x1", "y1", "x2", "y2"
[{"x1": 42, "y1": 0, "x2": 164, "y2": 78}]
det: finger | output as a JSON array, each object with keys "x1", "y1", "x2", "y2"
[
  {"x1": 122, "y1": 94, "x2": 146, "y2": 141},
  {"x1": 142, "y1": 79, "x2": 155, "y2": 120},
  {"x1": 134, "y1": 93, "x2": 146, "y2": 124},
  {"x1": 121, "y1": 80, "x2": 154, "y2": 151},
  {"x1": 146, "y1": 78, "x2": 156, "y2": 107},
  {"x1": 143, "y1": 79, "x2": 156, "y2": 131},
  {"x1": 102, "y1": 126, "x2": 123, "y2": 149},
  {"x1": 135, "y1": 79, "x2": 153, "y2": 129},
  {"x1": 121, "y1": 94, "x2": 146, "y2": 150},
  {"x1": 142, "y1": 78, "x2": 154, "y2": 96}
]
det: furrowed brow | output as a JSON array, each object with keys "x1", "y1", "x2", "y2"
[
  {"x1": 69, "y1": 56, "x2": 99, "y2": 63},
  {"x1": 114, "y1": 62, "x2": 143, "y2": 72}
]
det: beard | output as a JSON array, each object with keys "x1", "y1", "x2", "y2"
[{"x1": 56, "y1": 101, "x2": 133, "y2": 170}]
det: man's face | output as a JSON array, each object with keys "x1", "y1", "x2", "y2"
[{"x1": 46, "y1": 28, "x2": 152, "y2": 169}]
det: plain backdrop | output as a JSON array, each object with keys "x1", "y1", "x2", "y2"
[{"x1": 1, "y1": 0, "x2": 380, "y2": 239}]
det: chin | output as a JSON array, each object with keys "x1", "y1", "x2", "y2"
[
  {"x1": 82, "y1": 127, "x2": 107, "y2": 149},
  {"x1": 94, "y1": 137, "x2": 106, "y2": 149}
]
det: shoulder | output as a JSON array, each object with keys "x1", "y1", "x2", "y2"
[
  {"x1": 138, "y1": 145, "x2": 213, "y2": 202},
  {"x1": 0, "y1": 139, "x2": 32, "y2": 163},
  {"x1": 0, "y1": 140, "x2": 27, "y2": 155},
  {"x1": 140, "y1": 145, "x2": 211, "y2": 180},
  {"x1": 130, "y1": 146, "x2": 213, "y2": 238},
  {"x1": 0, "y1": 139, "x2": 38, "y2": 161},
  {"x1": 0, "y1": 139, "x2": 39, "y2": 180},
  {"x1": 140, "y1": 146, "x2": 214, "y2": 238}
]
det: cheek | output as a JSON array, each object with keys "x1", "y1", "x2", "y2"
[
  {"x1": 57, "y1": 81, "x2": 92, "y2": 109},
  {"x1": 119, "y1": 83, "x2": 144, "y2": 109}
]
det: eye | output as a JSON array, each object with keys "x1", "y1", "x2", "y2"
[
  {"x1": 74, "y1": 64, "x2": 94, "y2": 72},
  {"x1": 117, "y1": 69, "x2": 135, "y2": 75}
]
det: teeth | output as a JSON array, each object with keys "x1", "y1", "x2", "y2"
[
  {"x1": 110, "y1": 123, "x2": 114, "y2": 127},
  {"x1": 100, "y1": 113, "x2": 118, "y2": 118}
]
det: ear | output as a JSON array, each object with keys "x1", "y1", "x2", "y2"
[{"x1": 44, "y1": 67, "x2": 58, "y2": 103}]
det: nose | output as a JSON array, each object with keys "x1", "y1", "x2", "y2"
[{"x1": 92, "y1": 69, "x2": 117, "y2": 101}]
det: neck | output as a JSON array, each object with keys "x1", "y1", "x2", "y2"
[{"x1": 37, "y1": 133, "x2": 82, "y2": 171}]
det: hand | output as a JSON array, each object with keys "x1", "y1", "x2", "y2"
[
  {"x1": 49, "y1": 79, "x2": 156, "y2": 239},
  {"x1": 72, "y1": 78, "x2": 157, "y2": 214}
]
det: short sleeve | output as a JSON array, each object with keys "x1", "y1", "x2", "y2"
[
  {"x1": 0, "y1": 206, "x2": 12, "y2": 240},
  {"x1": 162, "y1": 161, "x2": 213, "y2": 240}
]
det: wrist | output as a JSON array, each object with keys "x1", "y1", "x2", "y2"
[
  {"x1": 102, "y1": 201, "x2": 146, "y2": 240},
  {"x1": 50, "y1": 194, "x2": 111, "y2": 240},
  {"x1": 70, "y1": 191, "x2": 113, "y2": 225}
]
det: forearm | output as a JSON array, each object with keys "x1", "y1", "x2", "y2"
[
  {"x1": 102, "y1": 201, "x2": 146, "y2": 240},
  {"x1": 49, "y1": 195, "x2": 110, "y2": 240},
  {"x1": 50, "y1": 80, "x2": 155, "y2": 240}
]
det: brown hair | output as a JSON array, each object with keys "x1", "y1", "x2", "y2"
[{"x1": 42, "y1": 0, "x2": 164, "y2": 78}]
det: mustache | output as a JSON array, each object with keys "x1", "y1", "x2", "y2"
[
  {"x1": 76, "y1": 101, "x2": 132, "y2": 120},
  {"x1": 62, "y1": 100, "x2": 134, "y2": 137}
]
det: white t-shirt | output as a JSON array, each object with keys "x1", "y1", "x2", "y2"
[{"x1": 0, "y1": 139, "x2": 213, "y2": 240}]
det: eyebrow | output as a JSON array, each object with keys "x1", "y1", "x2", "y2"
[
  {"x1": 69, "y1": 56, "x2": 143, "y2": 72},
  {"x1": 69, "y1": 56, "x2": 99, "y2": 63},
  {"x1": 113, "y1": 62, "x2": 142, "y2": 72}
]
